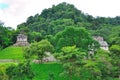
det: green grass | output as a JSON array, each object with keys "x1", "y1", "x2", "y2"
[
  {"x1": 0, "y1": 62, "x2": 77, "y2": 80},
  {"x1": 0, "y1": 46, "x2": 25, "y2": 61},
  {"x1": 31, "y1": 63, "x2": 69, "y2": 80},
  {"x1": 0, "y1": 47, "x2": 78, "y2": 80}
]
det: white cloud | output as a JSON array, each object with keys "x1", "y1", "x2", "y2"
[
  {"x1": 79, "y1": 0, "x2": 120, "y2": 17},
  {"x1": 0, "y1": 0, "x2": 120, "y2": 29}
]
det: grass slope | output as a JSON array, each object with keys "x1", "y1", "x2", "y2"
[
  {"x1": 31, "y1": 63, "x2": 69, "y2": 80},
  {"x1": 0, "y1": 47, "x2": 78, "y2": 80},
  {"x1": 0, "y1": 46, "x2": 25, "y2": 60}
]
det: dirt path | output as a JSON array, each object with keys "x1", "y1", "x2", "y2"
[{"x1": 0, "y1": 59, "x2": 19, "y2": 63}]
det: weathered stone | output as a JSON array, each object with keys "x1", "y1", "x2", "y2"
[
  {"x1": 32, "y1": 52, "x2": 56, "y2": 64},
  {"x1": 93, "y1": 36, "x2": 109, "y2": 51},
  {"x1": 13, "y1": 34, "x2": 29, "y2": 46},
  {"x1": 43, "y1": 52, "x2": 56, "y2": 62}
]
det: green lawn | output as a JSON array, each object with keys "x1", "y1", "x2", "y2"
[
  {"x1": 31, "y1": 63, "x2": 69, "y2": 80},
  {"x1": 0, "y1": 46, "x2": 25, "y2": 61}
]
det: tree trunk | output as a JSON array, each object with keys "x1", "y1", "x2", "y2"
[
  {"x1": 69, "y1": 69, "x2": 72, "y2": 80},
  {"x1": 119, "y1": 74, "x2": 120, "y2": 79}
]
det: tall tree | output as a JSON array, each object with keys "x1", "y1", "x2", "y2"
[
  {"x1": 55, "y1": 46, "x2": 86, "y2": 80},
  {"x1": 110, "y1": 45, "x2": 120, "y2": 79},
  {"x1": 0, "y1": 23, "x2": 14, "y2": 49},
  {"x1": 53, "y1": 26, "x2": 99, "y2": 52},
  {"x1": 25, "y1": 40, "x2": 54, "y2": 63}
]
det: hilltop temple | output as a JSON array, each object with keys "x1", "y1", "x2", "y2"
[{"x1": 13, "y1": 34, "x2": 29, "y2": 46}]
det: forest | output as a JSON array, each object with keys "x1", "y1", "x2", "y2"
[{"x1": 0, "y1": 2, "x2": 120, "y2": 80}]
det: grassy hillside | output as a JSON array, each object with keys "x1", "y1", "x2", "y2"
[
  {"x1": 0, "y1": 62, "x2": 76, "y2": 80},
  {"x1": 31, "y1": 63, "x2": 78, "y2": 80},
  {"x1": 0, "y1": 46, "x2": 25, "y2": 61}
]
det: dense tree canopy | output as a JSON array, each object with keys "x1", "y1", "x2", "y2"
[
  {"x1": 25, "y1": 40, "x2": 54, "y2": 62},
  {"x1": 16, "y1": 2, "x2": 120, "y2": 45},
  {"x1": 0, "y1": 2, "x2": 119, "y2": 47},
  {"x1": 0, "y1": 23, "x2": 15, "y2": 49},
  {"x1": 52, "y1": 26, "x2": 99, "y2": 51}
]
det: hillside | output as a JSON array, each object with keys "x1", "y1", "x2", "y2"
[
  {"x1": 0, "y1": 2, "x2": 120, "y2": 80},
  {"x1": 1, "y1": 2, "x2": 120, "y2": 48},
  {"x1": 16, "y1": 2, "x2": 120, "y2": 45},
  {"x1": 0, "y1": 46, "x2": 25, "y2": 61},
  {"x1": 31, "y1": 63, "x2": 71, "y2": 80}
]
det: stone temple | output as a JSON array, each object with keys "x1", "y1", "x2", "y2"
[
  {"x1": 13, "y1": 34, "x2": 29, "y2": 46},
  {"x1": 93, "y1": 36, "x2": 108, "y2": 51}
]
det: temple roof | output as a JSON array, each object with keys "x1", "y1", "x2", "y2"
[
  {"x1": 17, "y1": 34, "x2": 27, "y2": 39},
  {"x1": 93, "y1": 36, "x2": 108, "y2": 48}
]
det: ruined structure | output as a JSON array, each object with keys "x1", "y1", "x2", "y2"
[
  {"x1": 33, "y1": 52, "x2": 56, "y2": 64},
  {"x1": 93, "y1": 36, "x2": 108, "y2": 51},
  {"x1": 13, "y1": 34, "x2": 29, "y2": 46}
]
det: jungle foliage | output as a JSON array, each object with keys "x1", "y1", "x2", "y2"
[{"x1": 0, "y1": 2, "x2": 120, "y2": 80}]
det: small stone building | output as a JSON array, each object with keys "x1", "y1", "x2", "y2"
[
  {"x1": 32, "y1": 52, "x2": 56, "y2": 64},
  {"x1": 13, "y1": 34, "x2": 29, "y2": 46},
  {"x1": 93, "y1": 36, "x2": 108, "y2": 51}
]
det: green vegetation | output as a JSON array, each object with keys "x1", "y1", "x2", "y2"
[
  {"x1": 31, "y1": 63, "x2": 68, "y2": 80},
  {"x1": 0, "y1": 22, "x2": 16, "y2": 49},
  {"x1": 0, "y1": 46, "x2": 25, "y2": 60},
  {"x1": 52, "y1": 26, "x2": 99, "y2": 51},
  {"x1": 0, "y1": 2, "x2": 120, "y2": 80},
  {"x1": 1, "y1": 2, "x2": 120, "y2": 49},
  {"x1": 0, "y1": 63, "x2": 18, "y2": 80},
  {"x1": 25, "y1": 40, "x2": 54, "y2": 63},
  {"x1": 16, "y1": 2, "x2": 120, "y2": 45},
  {"x1": 0, "y1": 63, "x2": 77, "y2": 80},
  {"x1": 55, "y1": 46, "x2": 85, "y2": 80}
]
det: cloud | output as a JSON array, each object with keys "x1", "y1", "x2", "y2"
[
  {"x1": 0, "y1": 0, "x2": 63, "y2": 29},
  {"x1": 0, "y1": 0, "x2": 120, "y2": 29},
  {"x1": 79, "y1": 0, "x2": 120, "y2": 17},
  {"x1": 0, "y1": 0, "x2": 29, "y2": 28},
  {"x1": 0, "y1": 2, "x2": 9, "y2": 9}
]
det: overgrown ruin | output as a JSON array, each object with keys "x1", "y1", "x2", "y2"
[
  {"x1": 93, "y1": 36, "x2": 108, "y2": 51},
  {"x1": 13, "y1": 34, "x2": 29, "y2": 46}
]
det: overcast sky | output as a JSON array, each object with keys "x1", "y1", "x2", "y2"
[{"x1": 0, "y1": 0, "x2": 120, "y2": 29}]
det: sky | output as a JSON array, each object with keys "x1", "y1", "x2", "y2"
[{"x1": 0, "y1": 0, "x2": 120, "y2": 29}]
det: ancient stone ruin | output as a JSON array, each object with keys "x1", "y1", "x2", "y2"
[
  {"x1": 32, "y1": 52, "x2": 56, "y2": 64},
  {"x1": 93, "y1": 36, "x2": 108, "y2": 51},
  {"x1": 13, "y1": 34, "x2": 29, "y2": 46}
]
